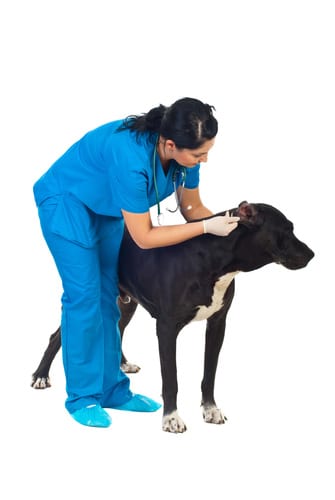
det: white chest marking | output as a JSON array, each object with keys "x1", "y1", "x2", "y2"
[{"x1": 193, "y1": 271, "x2": 239, "y2": 321}]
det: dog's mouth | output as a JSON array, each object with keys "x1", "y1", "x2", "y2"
[{"x1": 278, "y1": 251, "x2": 315, "y2": 270}]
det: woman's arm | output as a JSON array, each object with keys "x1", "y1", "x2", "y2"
[
  {"x1": 122, "y1": 187, "x2": 239, "y2": 249},
  {"x1": 178, "y1": 187, "x2": 213, "y2": 221},
  {"x1": 121, "y1": 209, "x2": 204, "y2": 249}
]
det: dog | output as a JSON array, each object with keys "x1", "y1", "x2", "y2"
[{"x1": 31, "y1": 201, "x2": 314, "y2": 432}]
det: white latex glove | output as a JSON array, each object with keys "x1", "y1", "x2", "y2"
[{"x1": 203, "y1": 212, "x2": 240, "y2": 237}]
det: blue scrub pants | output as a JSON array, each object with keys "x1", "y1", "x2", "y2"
[{"x1": 37, "y1": 194, "x2": 132, "y2": 414}]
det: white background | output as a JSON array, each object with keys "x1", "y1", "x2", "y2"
[{"x1": 1, "y1": 1, "x2": 334, "y2": 498}]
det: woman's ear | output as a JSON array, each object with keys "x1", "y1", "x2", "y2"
[{"x1": 165, "y1": 139, "x2": 176, "y2": 151}]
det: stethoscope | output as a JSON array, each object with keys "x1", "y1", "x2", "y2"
[{"x1": 152, "y1": 140, "x2": 187, "y2": 225}]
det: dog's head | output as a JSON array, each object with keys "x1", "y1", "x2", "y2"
[{"x1": 231, "y1": 201, "x2": 315, "y2": 270}]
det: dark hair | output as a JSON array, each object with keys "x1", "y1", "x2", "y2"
[{"x1": 117, "y1": 97, "x2": 218, "y2": 149}]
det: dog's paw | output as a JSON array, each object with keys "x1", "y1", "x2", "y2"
[
  {"x1": 31, "y1": 376, "x2": 51, "y2": 389},
  {"x1": 162, "y1": 411, "x2": 187, "y2": 433},
  {"x1": 121, "y1": 362, "x2": 141, "y2": 373},
  {"x1": 202, "y1": 404, "x2": 228, "y2": 424}
]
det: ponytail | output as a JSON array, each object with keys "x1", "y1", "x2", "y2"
[
  {"x1": 118, "y1": 97, "x2": 218, "y2": 148},
  {"x1": 117, "y1": 104, "x2": 167, "y2": 142}
]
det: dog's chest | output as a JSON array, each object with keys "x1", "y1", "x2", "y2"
[{"x1": 193, "y1": 271, "x2": 238, "y2": 321}]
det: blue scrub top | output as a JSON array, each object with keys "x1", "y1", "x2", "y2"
[{"x1": 33, "y1": 120, "x2": 201, "y2": 217}]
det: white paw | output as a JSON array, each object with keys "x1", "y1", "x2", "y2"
[
  {"x1": 202, "y1": 404, "x2": 227, "y2": 424},
  {"x1": 121, "y1": 362, "x2": 141, "y2": 373},
  {"x1": 162, "y1": 411, "x2": 187, "y2": 433},
  {"x1": 31, "y1": 376, "x2": 51, "y2": 389}
]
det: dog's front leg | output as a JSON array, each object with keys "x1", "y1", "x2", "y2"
[
  {"x1": 201, "y1": 286, "x2": 234, "y2": 425},
  {"x1": 157, "y1": 319, "x2": 186, "y2": 433}
]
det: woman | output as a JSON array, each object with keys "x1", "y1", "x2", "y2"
[{"x1": 33, "y1": 97, "x2": 240, "y2": 428}]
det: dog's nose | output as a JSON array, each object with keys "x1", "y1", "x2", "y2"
[{"x1": 307, "y1": 248, "x2": 315, "y2": 262}]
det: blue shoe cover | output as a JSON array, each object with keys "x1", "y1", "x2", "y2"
[
  {"x1": 71, "y1": 404, "x2": 112, "y2": 427},
  {"x1": 113, "y1": 394, "x2": 161, "y2": 413}
]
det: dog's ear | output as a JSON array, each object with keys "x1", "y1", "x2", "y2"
[
  {"x1": 237, "y1": 201, "x2": 263, "y2": 227},
  {"x1": 237, "y1": 201, "x2": 255, "y2": 219}
]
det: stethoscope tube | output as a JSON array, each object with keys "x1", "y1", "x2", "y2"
[
  {"x1": 152, "y1": 140, "x2": 186, "y2": 225},
  {"x1": 166, "y1": 167, "x2": 186, "y2": 213}
]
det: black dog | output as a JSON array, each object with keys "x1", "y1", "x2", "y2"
[{"x1": 31, "y1": 202, "x2": 314, "y2": 432}]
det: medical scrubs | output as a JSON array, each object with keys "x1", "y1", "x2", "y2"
[{"x1": 33, "y1": 120, "x2": 200, "y2": 414}]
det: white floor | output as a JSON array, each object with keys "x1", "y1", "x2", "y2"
[
  {"x1": 7, "y1": 261, "x2": 331, "y2": 500},
  {"x1": 1, "y1": 1, "x2": 334, "y2": 499}
]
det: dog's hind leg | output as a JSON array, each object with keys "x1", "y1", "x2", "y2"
[
  {"x1": 31, "y1": 294, "x2": 139, "y2": 388},
  {"x1": 118, "y1": 294, "x2": 140, "y2": 373},
  {"x1": 31, "y1": 326, "x2": 61, "y2": 389}
]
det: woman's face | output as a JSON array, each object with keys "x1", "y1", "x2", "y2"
[{"x1": 172, "y1": 138, "x2": 216, "y2": 168}]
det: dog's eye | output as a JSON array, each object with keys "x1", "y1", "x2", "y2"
[
  {"x1": 277, "y1": 233, "x2": 291, "y2": 250},
  {"x1": 278, "y1": 239, "x2": 288, "y2": 250},
  {"x1": 276, "y1": 222, "x2": 294, "y2": 248}
]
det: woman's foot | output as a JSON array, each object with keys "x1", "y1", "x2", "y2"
[
  {"x1": 110, "y1": 394, "x2": 161, "y2": 412},
  {"x1": 71, "y1": 404, "x2": 112, "y2": 427}
]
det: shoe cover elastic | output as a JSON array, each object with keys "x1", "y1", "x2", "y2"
[
  {"x1": 112, "y1": 394, "x2": 161, "y2": 412},
  {"x1": 71, "y1": 404, "x2": 112, "y2": 427}
]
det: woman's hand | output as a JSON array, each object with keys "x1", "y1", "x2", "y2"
[{"x1": 203, "y1": 212, "x2": 240, "y2": 236}]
